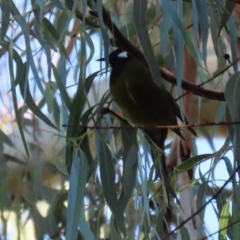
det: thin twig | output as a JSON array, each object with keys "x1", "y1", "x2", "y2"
[
  {"x1": 176, "y1": 56, "x2": 240, "y2": 101},
  {"x1": 200, "y1": 218, "x2": 240, "y2": 240},
  {"x1": 63, "y1": 120, "x2": 240, "y2": 130},
  {"x1": 162, "y1": 163, "x2": 240, "y2": 240}
]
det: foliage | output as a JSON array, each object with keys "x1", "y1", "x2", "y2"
[{"x1": 0, "y1": 0, "x2": 239, "y2": 239}]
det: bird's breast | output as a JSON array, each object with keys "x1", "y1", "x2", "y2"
[{"x1": 110, "y1": 79, "x2": 158, "y2": 127}]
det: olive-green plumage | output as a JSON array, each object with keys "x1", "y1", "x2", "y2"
[
  {"x1": 105, "y1": 49, "x2": 196, "y2": 178},
  {"x1": 108, "y1": 49, "x2": 191, "y2": 137}
]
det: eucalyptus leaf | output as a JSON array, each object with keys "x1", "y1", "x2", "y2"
[
  {"x1": 0, "y1": 0, "x2": 10, "y2": 41},
  {"x1": 66, "y1": 150, "x2": 88, "y2": 240},
  {"x1": 45, "y1": 81, "x2": 58, "y2": 113},
  {"x1": 96, "y1": 134, "x2": 127, "y2": 237},
  {"x1": 133, "y1": 0, "x2": 162, "y2": 85},
  {"x1": 0, "y1": 130, "x2": 14, "y2": 147},
  {"x1": 219, "y1": 202, "x2": 229, "y2": 240}
]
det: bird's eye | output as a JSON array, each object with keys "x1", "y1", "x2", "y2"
[{"x1": 118, "y1": 51, "x2": 128, "y2": 58}]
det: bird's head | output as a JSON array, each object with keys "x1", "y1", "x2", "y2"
[
  {"x1": 97, "y1": 49, "x2": 133, "y2": 86},
  {"x1": 98, "y1": 49, "x2": 130, "y2": 69},
  {"x1": 109, "y1": 49, "x2": 129, "y2": 67}
]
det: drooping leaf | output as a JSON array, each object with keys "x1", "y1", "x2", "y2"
[
  {"x1": 18, "y1": 63, "x2": 58, "y2": 130},
  {"x1": 0, "y1": 0, "x2": 10, "y2": 41},
  {"x1": 8, "y1": 42, "x2": 29, "y2": 156},
  {"x1": 0, "y1": 130, "x2": 14, "y2": 147},
  {"x1": 219, "y1": 202, "x2": 229, "y2": 240},
  {"x1": 96, "y1": 134, "x2": 127, "y2": 237},
  {"x1": 45, "y1": 81, "x2": 58, "y2": 113},
  {"x1": 133, "y1": 0, "x2": 162, "y2": 85},
  {"x1": 66, "y1": 150, "x2": 88, "y2": 240},
  {"x1": 225, "y1": 72, "x2": 240, "y2": 166}
]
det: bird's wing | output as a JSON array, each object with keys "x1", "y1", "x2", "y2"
[
  {"x1": 125, "y1": 78, "x2": 186, "y2": 138},
  {"x1": 125, "y1": 79, "x2": 177, "y2": 125}
]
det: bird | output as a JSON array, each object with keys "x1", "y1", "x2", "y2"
[{"x1": 100, "y1": 48, "x2": 196, "y2": 178}]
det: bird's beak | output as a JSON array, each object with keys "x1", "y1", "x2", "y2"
[{"x1": 96, "y1": 58, "x2": 105, "y2": 62}]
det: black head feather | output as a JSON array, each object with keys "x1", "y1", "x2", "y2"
[
  {"x1": 109, "y1": 49, "x2": 130, "y2": 68},
  {"x1": 108, "y1": 49, "x2": 132, "y2": 86}
]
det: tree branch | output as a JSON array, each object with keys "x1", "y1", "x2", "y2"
[{"x1": 89, "y1": 7, "x2": 228, "y2": 101}]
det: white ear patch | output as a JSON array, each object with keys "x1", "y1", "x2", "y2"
[{"x1": 118, "y1": 51, "x2": 128, "y2": 58}]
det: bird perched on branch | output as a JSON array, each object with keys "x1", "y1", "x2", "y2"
[{"x1": 99, "y1": 48, "x2": 196, "y2": 178}]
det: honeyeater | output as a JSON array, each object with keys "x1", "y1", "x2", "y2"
[{"x1": 101, "y1": 48, "x2": 196, "y2": 177}]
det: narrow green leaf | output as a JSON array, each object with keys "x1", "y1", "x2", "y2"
[
  {"x1": 45, "y1": 81, "x2": 58, "y2": 113},
  {"x1": 8, "y1": 42, "x2": 29, "y2": 156},
  {"x1": 54, "y1": 9, "x2": 70, "y2": 34},
  {"x1": 65, "y1": 37, "x2": 87, "y2": 171},
  {"x1": 75, "y1": 8, "x2": 99, "y2": 28},
  {"x1": 211, "y1": 102, "x2": 226, "y2": 139},
  {"x1": 52, "y1": 97, "x2": 61, "y2": 128},
  {"x1": 30, "y1": 207, "x2": 46, "y2": 239},
  {"x1": 221, "y1": 156, "x2": 233, "y2": 177},
  {"x1": 156, "y1": 206, "x2": 167, "y2": 239},
  {"x1": 160, "y1": 11, "x2": 175, "y2": 72},
  {"x1": 119, "y1": 143, "x2": 138, "y2": 211},
  {"x1": 196, "y1": 182, "x2": 207, "y2": 230},
  {"x1": 137, "y1": 138, "x2": 151, "y2": 229},
  {"x1": 0, "y1": 147, "x2": 9, "y2": 212},
  {"x1": 54, "y1": 148, "x2": 68, "y2": 176},
  {"x1": 42, "y1": 17, "x2": 69, "y2": 59},
  {"x1": 35, "y1": 0, "x2": 44, "y2": 13},
  {"x1": 47, "y1": 190, "x2": 67, "y2": 230},
  {"x1": 66, "y1": 150, "x2": 88, "y2": 240},
  {"x1": 208, "y1": 0, "x2": 227, "y2": 71},
  {"x1": 18, "y1": 63, "x2": 58, "y2": 130},
  {"x1": 85, "y1": 71, "x2": 101, "y2": 94},
  {"x1": 79, "y1": 202, "x2": 95, "y2": 240},
  {"x1": 0, "y1": 0, "x2": 10, "y2": 40},
  {"x1": 169, "y1": 154, "x2": 213, "y2": 179},
  {"x1": 141, "y1": 214, "x2": 151, "y2": 240},
  {"x1": 60, "y1": 0, "x2": 79, "y2": 43},
  {"x1": 50, "y1": 0, "x2": 64, "y2": 9},
  {"x1": 83, "y1": 30, "x2": 95, "y2": 65},
  {"x1": 195, "y1": 0, "x2": 209, "y2": 68},
  {"x1": 225, "y1": 72, "x2": 240, "y2": 164},
  {"x1": 231, "y1": 202, "x2": 240, "y2": 239},
  {"x1": 133, "y1": 0, "x2": 162, "y2": 85},
  {"x1": 219, "y1": 202, "x2": 229, "y2": 240},
  {"x1": 225, "y1": 105, "x2": 235, "y2": 145},
  {"x1": 161, "y1": 0, "x2": 199, "y2": 64},
  {"x1": 13, "y1": 14, "x2": 46, "y2": 98},
  {"x1": 52, "y1": 64, "x2": 71, "y2": 110},
  {"x1": 57, "y1": 57, "x2": 70, "y2": 127},
  {"x1": 180, "y1": 225, "x2": 190, "y2": 240},
  {"x1": 218, "y1": 1, "x2": 235, "y2": 37},
  {"x1": 96, "y1": 0, "x2": 109, "y2": 65},
  {"x1": 0, "y1": 130, "x2": 14, "y2": 147},
  {"x1": 96, "y1": 135, "x2": 126, "y2": 237},
  {"x1": 227, "y1": 15, "x2": 238, "y2": 72},
  {"x1": 172, "y1": 0, "x2": 184, "y2": 86},
  {"x1": 110, "y1": 217, "x2": 123, "y2": 240}
]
